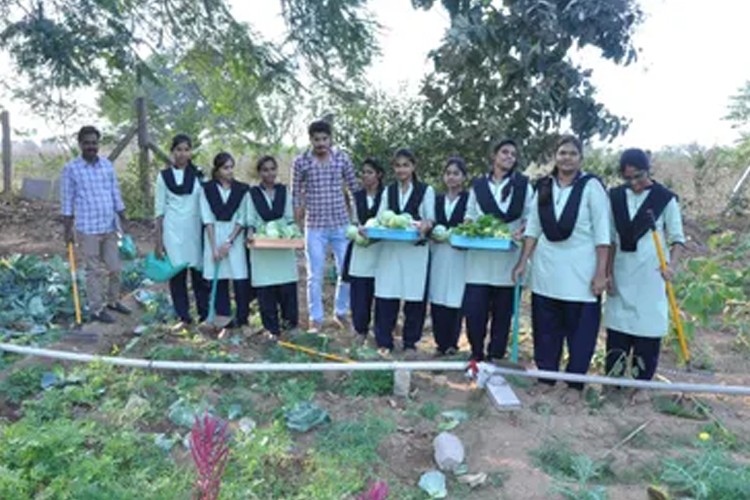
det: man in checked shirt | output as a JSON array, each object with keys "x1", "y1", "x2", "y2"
[
  {"x1": 61, "y1": 126, "x2": 131, "y2": 324},
  {"x1": 293, "y1": 120, "x2": 359, "y2": 332}
]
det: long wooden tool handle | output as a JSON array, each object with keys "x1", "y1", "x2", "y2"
[
  {"x1": 277, "y1": 341, "x2": 354, "y2": 364},
  {"x1": 511, "y1": 281, "x2": 522, "y2": 363},
  {"x1": 67, "y1": 242, "x2": 82, "y2": 325},
  {"x1": 650, "y1": 226, "x2": 690, "y2": 364}
]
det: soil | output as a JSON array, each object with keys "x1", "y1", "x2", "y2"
[{"x1": 2, "y1": 198, "x2": 750, "y2": 499}]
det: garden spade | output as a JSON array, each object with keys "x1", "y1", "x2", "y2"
[{"x1": 65, "y1": 242, "x2": 98, "y2": 342}]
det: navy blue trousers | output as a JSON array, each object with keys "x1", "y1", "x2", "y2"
[
  {"x1": 169, "y1": 267, "x2": 209, "y2": 323},
  {"x1": 214, "y1": 279, "x2": 252, "y2": 325},
  {"x1": 431, "y1": 303, "x2": 462, "y2": 353},
  {"x1": 257, "y1": 282, "x2": 298, "y2": 335},
  {"x1": 605, "y1": 328, "x2": 661, "y2": 380},
  {"x1": 531, "y1": 293, "x2": 601, "y2": 390},
  {"x1": 350, "y1": 276, "x2": 375, "y2": 336},
  {"x1": 463, "y1": 284, "x2": 514, "y2": 361},
  {"x1": 374, "y1": 298, "x2": 426, "y2": 350}
]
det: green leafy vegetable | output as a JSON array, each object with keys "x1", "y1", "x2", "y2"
[{"x1": 452, "y1": 215, "x2": 511, "y2": 239}]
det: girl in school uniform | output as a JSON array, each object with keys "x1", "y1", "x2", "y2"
[
  {"x1": 374, "y1": 149, "x2": 435, "y2": 357},
  {"x1": 199, "y1": 152, "x2": 251, "y2": 328},
  {"x1": 245, "y1": 155, "x2": 299, "y2": 339},
  {"x1": 512, "y1": 135, "x2": 610, "y2": 399},
  {"x1": 154, "y1": 134, "x2": 209, "y2": 330},
  {"x1": 343, "y1": 158, "x2": 384, "y2": 343},
  {"x1": 429, "y1": 157, "x2": 469, "y2": 355},
  {"x1": 464, "y1": 140, "x2": 533, "y2": 361},
  {"x1": 605, "y1": 149, "x2": 684, "y2": 400}
]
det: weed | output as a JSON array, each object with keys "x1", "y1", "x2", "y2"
[
  {"x1": 658, "y1": 444, "x2": 750, "y2": 499},
  {"x1": 0, "y1": 364, "x2": 48, "y2": 404},
  {"x1": 652, "y1": 395, "x2": 709, "y2": 420},
  {"x1": 340, "y1": 371, "x2": 393, "y2": 397},
  {"x1": 551, "y1": 455, "x2": 610, "y2": 500},
  {"x1": 316, "y1": 415, "x2": 396, "y2": 466},
  {"x1": 532, "y1": 439, "x2": 612, "y2": 483},
  {"x1": 418, "y1": 401, "x2": 440, "y2": 421},
  {"x1": 277, "y1": 376, "x2": 319, "y2": 409}
]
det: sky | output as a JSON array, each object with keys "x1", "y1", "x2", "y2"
[{"x1": 3, "y1": 0, "x2": 750, "y2": 150}]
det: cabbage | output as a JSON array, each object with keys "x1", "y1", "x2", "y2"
[
  {"x1": 266, "y1": 228, "x2": 281, "y2": 239},
  {"x1": 354, "y1": 234, "x2": 369, "y2": 246},
  {"x1": 364, "y1": 218, "x2": 379, "y2": 228},
  {"x1": 346, "y1": 225, "x2": 360, "y2": 240},
  {"x1": 432, "y1": 224, "x2": 449, "y2": 242},
  {"x1": 388, "y1": 214, "x2": 411, "y2": 229},
  {"x1": 281, "y1": 225, "x2": 298, "y2": 239},
  {"x1": 379, "y1": 210, "x2": 396, "y2": 226}
]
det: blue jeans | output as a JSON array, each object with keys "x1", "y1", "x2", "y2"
[{"x1": 305, "y1": 225, "x2": 350, "y2": 323}]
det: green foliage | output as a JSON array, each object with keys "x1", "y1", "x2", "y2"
[
  {"x1": 316, "y1": 415, "x2": 396, "y2": 465},
  {"x1": 0, "y1": 254, "x2": 78, "y2": 332},
  {"x1": 0, "y1": 417, "x2": 191, "y2": 498},
  {"x1": 0, "y1": 364, "x2": 48, "y2": 404},
  {"x1": 453, "y1": 214, "x2": 511, "y2": 238},
  {"x1": 675, "y1": 256, "x2": 747, "y2": 327},
  {"x1": 658, "y1": 444, "x2": 750, "y2": 500},
  {"x1": 532, "y1": 439, "x2": 612, "y2": 499},
  {"x1": 414, "y1": 0, "x2": 643, "y2": 165},
  {"x1": 340, "y1": 371, "x2": 394, "y2": 397}
]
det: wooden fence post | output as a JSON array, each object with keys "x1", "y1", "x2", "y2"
[
  {"x1": 135, "y1": 97, "x2": 152, "y2": 207},
  {"x1": 2, "y1": 110, "x2": 10, "y2": 195}
]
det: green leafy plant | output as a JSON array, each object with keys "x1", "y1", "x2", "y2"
[
  {"x1": 453, "y1": 214, "x2": 511, "y2": 239},
  {"x1": 658, "y1": 444, "x2": 750, "y2": 499}
]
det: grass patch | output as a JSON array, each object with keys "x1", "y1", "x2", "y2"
[
  {"x1": 532, "y1": 439, "x2": 613, "y2": 498},
  {"x1": 652, "y1": 395, "x2": 709, "y2": 420},
  {"x1": 316, "y1": 414, "x2": 396, "y2": 465},
  {"x1": 340, "y1": 371, "x2": 393, "y2": 397}
]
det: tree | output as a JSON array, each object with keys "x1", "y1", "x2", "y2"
[
  {"x1": 413, "y1": 0, "x2": 642, "y2": 167},
  {"x1": 0, "y1": 0, "x2": 377, "y2": 134}
]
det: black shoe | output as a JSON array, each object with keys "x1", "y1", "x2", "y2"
[
  {"x1": 107, "y1": 302, "x2": 131, "y2": 315},
  {"x1": 91, "y1": 310, "x2": 116, "y2": 324}
]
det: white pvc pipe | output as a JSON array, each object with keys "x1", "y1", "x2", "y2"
[{"x1": 2, "y1": 343, "x2": 750, "y2": 397}]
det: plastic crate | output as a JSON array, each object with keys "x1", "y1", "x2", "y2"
[
  {"x1": 365, "y1": 227, "x2": 420, "y2": 242},
  {"x1": 449, "y1": 234, "x2": 515, "y2": 251}
]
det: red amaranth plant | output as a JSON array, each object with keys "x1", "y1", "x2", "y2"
[
  {"x1": 190, "y1": 412, "x2": 230, "y2": 500},
  {"x1": 357, "y1": 480, "x2": 389, "y2": 500}
]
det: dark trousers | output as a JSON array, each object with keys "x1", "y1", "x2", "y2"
[
  {"x1": 374, "y1": 298, "x2": 426, "y2": 350},
  {"x1": 531, "y1": 293, "x2": 601, "y2": 390},
  {"x1": 350, "y1": 276, "x2": 375, "y2": 335},
  {"x1": 463, "y1": 284, "x2": 514, "y2": 361},
  {"x1": 257, "y1": 282, "x2": 299, "y2": 335},
  {"x1": 605, "y1": 328, "x2": 661, "y2": 380},
  {"x1": 169, "y1": 267, "x2": 209, "y2": 323},
  {"x1": 431, "y1": 303, "x2": 462, "y2": 353},
  {"x1": 214, "y1": 279, "x2": 252, "y2": 324}
]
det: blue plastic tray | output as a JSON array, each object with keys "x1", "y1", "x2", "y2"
[
  {"x1": 365, "y1": 227, "x2": 420, "y2": 242},
  {"x1": 450, "y1": 234, "x2": 515, "y2": 251}
]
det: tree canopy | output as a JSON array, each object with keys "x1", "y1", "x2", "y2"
[{"x1": 1, "y1": 0, "x2": 642, "y2": 164}]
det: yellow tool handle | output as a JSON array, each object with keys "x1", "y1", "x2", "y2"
[
  {"x1": 650, "y1": 230, "x2": 690, "y2": 364},
  {"x1": 67, "y1": 242, "x2": 82, "y2": 325},
  {"x1": 278, "y1": 341, "x2": 354, "y2": 364}
]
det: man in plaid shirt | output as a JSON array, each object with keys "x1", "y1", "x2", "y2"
[
  {"x1": 293, "y1": 120, "x2": 359, "y2": 331},
  {"x1": 61, "y1": 126, "x2": 131, "y2": 324}
]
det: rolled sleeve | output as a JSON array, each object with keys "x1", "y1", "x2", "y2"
[
  {"x1": 154, "y1": 174, "x2": 166, "y2": 218},
  {"x1": 292, "y1": 157, "x2": 304, "y2": 210},
  {"x1": 665, "y1": 198, "x2": 686, "y2": 246},
  {"x1": 60, "y1": 163, "x2": 74, "y2": 217},
  {"x1": 588, "y1": 181, "x2": 611, "y2": 246},
  {"x1": 465, "y1": 189, "x2": 479, "y2": 221},
  {"x1": 341, "y1": 152, "x2": 358, "y2": 193}
]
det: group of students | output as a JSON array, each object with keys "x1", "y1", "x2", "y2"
[
  {"x1": 155, "y1": 134, "x2": 298, "y2": 339},
  {"x1": 156, "y1": 131, "x2": 685, "y2": 393}
]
